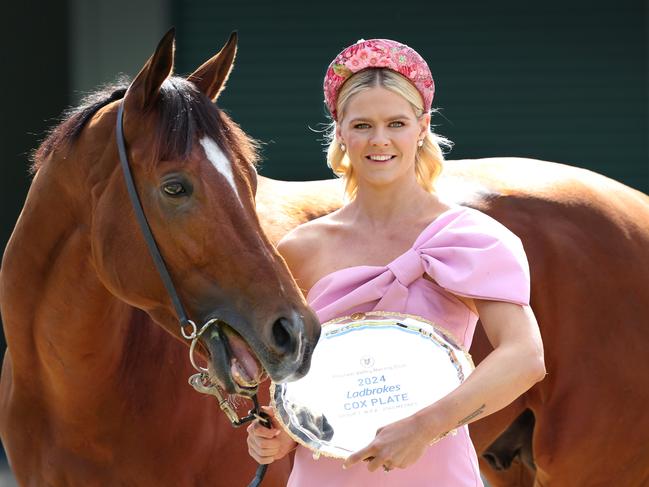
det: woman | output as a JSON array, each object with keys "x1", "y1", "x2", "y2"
[{"x1": 247, "y1": 38, "x2": 546, "y2": 486}]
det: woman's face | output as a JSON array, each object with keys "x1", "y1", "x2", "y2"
[{"x1": 337, "y1": 86, "x2": 430, "y2": 191}]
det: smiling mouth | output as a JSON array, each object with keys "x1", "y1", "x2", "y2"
[
  {"x1": 366, "y1": 155, "x2": 396, "y2": 162},
  {"x1": 204, "y1": 323, "x2": 266, "y2": 396}
]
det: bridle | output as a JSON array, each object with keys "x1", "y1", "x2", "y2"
[{"x1": 116, "y1": 100, "x2": 270, "y2": 486}]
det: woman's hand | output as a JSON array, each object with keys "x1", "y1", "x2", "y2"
[
  {"x1": 342, "y1": 414, "x2": 432, "y2": 472},
  {"x1": 246, "y1": 406, "x2": 297, "y2": 464}
]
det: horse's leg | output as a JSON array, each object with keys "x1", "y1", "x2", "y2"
[
  {"x1": 481, "y1": 459, "x2": 536, "y2": 487},
  {"x1": 472, "y1": 405, "x2": 536, "y2": 487},
  {"x1": 0, "y1": 353, "x2": 58, "y2": 486},
  {"x1": 468, "y1": 316, "x2": 538, "y2": 487},
  {"x1": 478, "y1": 410, "x2": 536, "y2": 487},
  {"x1": 482, "y1": 409, "x2": 535, "y2": 473}
]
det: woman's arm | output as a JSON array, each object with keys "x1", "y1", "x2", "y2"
[{"x1": 343, "y1": 300, "x2": 546, "y2": 471}]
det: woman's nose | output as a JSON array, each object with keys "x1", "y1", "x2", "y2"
[{"x1": 369, "y1": 129, "x2": 390, "y2": 146}]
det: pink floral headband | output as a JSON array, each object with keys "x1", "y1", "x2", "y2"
[{"x1": 323, "y1": 39, "x2": 435, "y2": 121}]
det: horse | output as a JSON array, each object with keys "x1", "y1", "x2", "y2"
[
  {"x1": 253, "y1": 158, "x2": 649, "y2": 486},
  {"x1": 0, "y1": 30, "x2": 321, "y2": 486}
]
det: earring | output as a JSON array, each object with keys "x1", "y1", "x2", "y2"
[
  {"x1": 340, "y1": 143, "x2": 346, "y2": 152},
  {"x1": 417, "y1": 139, "x2": 424, "y2": 147}
]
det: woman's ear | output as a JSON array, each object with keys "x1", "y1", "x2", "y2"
[
  {"x1": 336, "y1": 124, "x2": 344, "y2": 145},
  {"x1": 418, "y1": 113, "x2": 431, "y2": 139}
]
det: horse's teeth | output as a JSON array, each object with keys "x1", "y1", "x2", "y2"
[{"x1": 231, "y1": 359, "x2": 257, "y2": 388}]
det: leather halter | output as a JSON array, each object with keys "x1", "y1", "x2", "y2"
[
  {"x1": 115, "y1": 102, "x2": 195, "y2": 336},
  {"x1": 115, "y1": 100, "x2": 269, "y2": 486}
]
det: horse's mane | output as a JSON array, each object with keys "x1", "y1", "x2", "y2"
[{"x1": 32, "y1": 76, "x2": 259, "y2": 173}]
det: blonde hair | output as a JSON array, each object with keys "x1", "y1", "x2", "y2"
[{"x1": 326, "y1": 69, "x2": 452, "y2": 200}]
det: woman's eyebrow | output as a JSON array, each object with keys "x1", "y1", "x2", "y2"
[{"x1": 348, "y1": 114, "x2": 410, "y2": 124}]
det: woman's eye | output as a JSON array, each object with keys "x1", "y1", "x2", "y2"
[
  {"x1": 162, "y1": 182, "x2": 186, "y2": 196},
  {"x1": 353, "y1": 123, "x2": 370, "y2": 129},
  {"x1": 389, "y1": 121, "x2": 405, "y2": 128}
]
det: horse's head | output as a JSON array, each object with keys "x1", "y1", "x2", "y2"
[{"x1": 85, "y1": 30, "x2": 319, "y2": 396}]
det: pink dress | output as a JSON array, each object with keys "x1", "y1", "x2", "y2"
[{"x1": 287, "y1": 205, "x2": 531, "y2": 487}]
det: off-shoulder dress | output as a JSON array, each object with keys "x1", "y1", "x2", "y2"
[{"x1": 286, "y1": 205, "x2": 531, "y2": 487}]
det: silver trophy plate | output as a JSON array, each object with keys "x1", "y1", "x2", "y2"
[{"x1": 271, "y1": 311, "x2": 474, "y2": 459}]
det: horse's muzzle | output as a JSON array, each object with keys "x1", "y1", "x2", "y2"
[
  {"x1": 197, "y1": 309, "x2": 320, "y2": 397},
  {"x1": 262, "y1": 309, "x2": 320, "y2": 384}
]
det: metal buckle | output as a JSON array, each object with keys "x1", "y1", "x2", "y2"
[
  {"x1": 188, "y1": 318, "x2": 220, "y2": 372},
  {"x1": 188, "y1": 372, "x2": 258, "y2": 427},
  {"x1": 181, "y1": 320, "x2": 198, "y2": 340},
  {"x1": 186, "y1": 319, "x2": 262, "y2": 428}
]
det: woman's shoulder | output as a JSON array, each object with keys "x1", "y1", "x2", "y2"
[
  {"x1": 424, "y1": 204, "x2": 528, "y2": 269},
  {"x1": 424, "y1": 203, "x2": 521, "y2": 241},
  {"x1": 421, "y1": 204, "x2": 531, "y2": 306},
  {"x1": 450, "y1": 205, "x2": 525, "y2": 245},
  {"x1": 277, "y1": 212, "x2": 343, "y2": 273}
]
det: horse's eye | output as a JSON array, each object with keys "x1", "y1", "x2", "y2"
[{"x1": 162, "y1": 182, "x2": 186, "y2": 197}]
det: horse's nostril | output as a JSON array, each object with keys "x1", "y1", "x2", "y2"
[{"x1": 272, "y1": 317, "x2": 293, "y2": 353}]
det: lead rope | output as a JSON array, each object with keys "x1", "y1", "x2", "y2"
[
  {"x1": 249, "y1": 464, "x2": 268, "y2": 487},
  {"x1": 117, "y1": 101, "x2": 270, "y2": 486},
  {"x1": 247, "y1": 394, "x2": 271, "y2": 487},
  {"x1": 188, "y1": 373, "x2": 271, "y2": 485}
]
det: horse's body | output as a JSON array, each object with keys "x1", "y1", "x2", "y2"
[{"x1": 255, "y1": 158, "x2": 649, "y2": 487}]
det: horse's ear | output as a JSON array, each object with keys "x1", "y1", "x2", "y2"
[
  {"x1": 187, "y1": 32, "x2": 237, "y2": 101},
  {"x1": 125, "y1": 28, "x2": 176, "y2": 111}
]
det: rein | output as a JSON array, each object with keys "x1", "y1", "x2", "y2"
[{"x1": 116, "y1": 101, "x2": 270, "y2": 486}]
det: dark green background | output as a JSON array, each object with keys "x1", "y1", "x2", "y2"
[{"x1": 173, "y1": 0, "x2": 648, "y2": 184}]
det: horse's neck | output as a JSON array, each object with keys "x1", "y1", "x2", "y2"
[
  {"x1": 255, "y1": 176, "x2": 343, "y2": 242},
  {"x1": 1, "y1": 161, "x2": 151, "y2": 398}
]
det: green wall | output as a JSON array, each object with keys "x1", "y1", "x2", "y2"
[{"x1": 173, "y1": 0, "x2": 648, "y2": 192}]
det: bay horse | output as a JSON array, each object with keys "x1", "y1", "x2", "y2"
[
  {"x1": 0, "y1": 30, "x2": 321, "y2": 486},
  {"x1": 255, "y1": 159, "x2": 649, "y2": 486}
]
